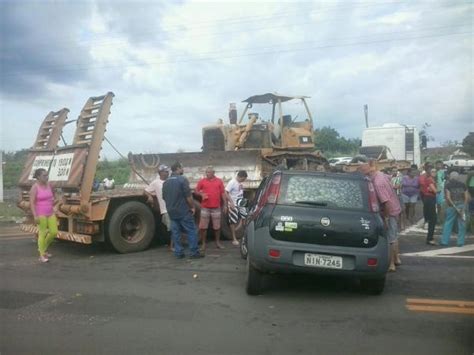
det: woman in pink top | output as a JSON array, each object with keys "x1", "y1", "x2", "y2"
[{"x1": 30, "y1": 168, "x2": 57, "y2": 263}]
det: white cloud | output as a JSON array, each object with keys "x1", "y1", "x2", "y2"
[{"x1": 1, "y1": 0, "x2": 472, "y2": 157}]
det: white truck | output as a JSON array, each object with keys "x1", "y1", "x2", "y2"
[
  {"x1": 361, "y1": 123, "x2": 421, "y2": 167},
  {"x1": 443, "y1": 154, "x2": 474, "y2": 173}
]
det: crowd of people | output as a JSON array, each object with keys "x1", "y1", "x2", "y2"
[
  {"x1": 359, "y1": 160, "x2": 472, "y2": 272},
  {"x1": 143, "y1": 162, "x2": 248, "y2": 259},
  {"x1": 29, "y1": 159, "x2": 473, "y2": 264}
]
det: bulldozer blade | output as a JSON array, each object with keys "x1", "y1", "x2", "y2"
[{"x1": 128, "y1": 150, "x2": 266, "y2": 189}]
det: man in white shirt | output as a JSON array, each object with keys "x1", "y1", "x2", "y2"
[
  {"x1": 144, "y1": 165, "x2": 171, "y2": 245},
  {"x1": 103, "y1": 176, "x2": 115, "y2": 190},
  {"x1": 225, "y1": 170, "x2": 248, "y2": 246}
]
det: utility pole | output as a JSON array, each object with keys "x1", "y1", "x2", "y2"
[{"x1": 364, "y1": 104, "x2": 369, "y2": 128}]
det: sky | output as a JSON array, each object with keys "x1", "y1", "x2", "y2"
[{"x1": 0, "y1": 0, "x2": 472, "y2": 159}]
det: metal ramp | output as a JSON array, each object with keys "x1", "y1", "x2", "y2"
[
  {"x1": 32, "y1": 108, "x2": 69, "y2": 150},
  {"x1": 73, "y1": 92, "x2": 114, "y2": 146},
  {"x1": 70, "y1": 92, "x2": 115, "y2": 204}
]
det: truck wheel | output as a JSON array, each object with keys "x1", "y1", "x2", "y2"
[
  {"x1": 106, "y1": 201, "x2": 155, "y2": 253},
  {"x1": 360, "y1": 277, "x2": 385, "y2": 295},
  {"x1": 220, "y1": 214, "x2": 232, "y2": 240},
  {"x1": 240, "y1": 233, "x2": 248, "y2": 260},
  {"x1": 246, "y1": 257, "x2": 264, "y2": 295}
]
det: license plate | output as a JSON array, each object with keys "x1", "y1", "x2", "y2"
[{"x1": 304, "y1": 253, "x2": 343, "y2": 269}]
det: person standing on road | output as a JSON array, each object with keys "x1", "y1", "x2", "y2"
[
  {"x1": 144, "y1": 165, "x2": 172, "y2": 249},
  {"x1": 29, "y1": 168, "x2": 58, "y2": 263},
  {"x1": 162, "y1": 162, "x2": 203, "y2": 259},
  {"x1": 401, "y1": 168, "x2": 420, "y2": 225},
  {"x1": 418, "y1": 163, "x2": 432, "y2": 230},
  {"x1": 103, "y1": 175, "x2": 115, "y2": 190},
  {"x1": 196, "y1": 166, "x2": 228, "y2": 250},
  {"x1": 422, "y1": 168, "x2": 438, "y2": 245},
  {"x1": 390, "y1": 167, "x2": 405, "y2": 230},
  {"x1": 225, "y1": 170, "x2": 248, "y2": 246},
  {"x1": 441, "y1": 171, "x2": 469, "y2": 247},
  {"x1": 435, "y1": 160, "x2": 446, "y2": 224},
  {"x1": 359, "y1": 162, "x2": 402, "y2": 272},
  {"x1": 466, "y1": 171, "x2": 474, "y2": 234}
]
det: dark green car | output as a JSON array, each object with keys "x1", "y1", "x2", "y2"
[{"x1": 244, "y1": 170, "x2": 388, "y2": 295}]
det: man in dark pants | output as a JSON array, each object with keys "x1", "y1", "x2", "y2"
[
  {"x1": 162, "y1": 162, "x2": 203, "y2": 259},
  {"x1": 421, "y1": 167, "x2": 438, "y2": 245},
  {"x1": 419, "y1": 163, "x2": 432, "y2": 230}
]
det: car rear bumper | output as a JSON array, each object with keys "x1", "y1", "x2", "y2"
[{"x1": 249, "y1": 227, "x2": 389, "y2": 279}]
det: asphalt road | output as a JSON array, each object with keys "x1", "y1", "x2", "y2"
[{"x1": 0, "y1": 222, "x2": 473, "y2": 355}]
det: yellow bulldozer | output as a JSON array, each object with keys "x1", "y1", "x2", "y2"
[{"x1": 128, "y1": 93, "x2": 328, "y2": 195}]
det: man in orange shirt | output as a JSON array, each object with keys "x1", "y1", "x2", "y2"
[{"x1": 196, "y1": 166, "x2": 228, "y2": 250}]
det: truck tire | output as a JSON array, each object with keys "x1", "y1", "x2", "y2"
[
  {"x1": 220, "y1": 215, "x2": 232, "y2": 240},
  {"x1": 106, "y1": 201, "x2": 155, "y2": 253},
  {"x1": 246, "y1": 257, "x2": 264, "y2": 295},
  {"x1": 240, "y1": 233, "x2": 248, "y2": 260},
  {"x1": 360, "y1": 277, "x2": 385, "y2": 295}
]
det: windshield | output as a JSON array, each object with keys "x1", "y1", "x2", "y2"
[
  {"x1": 451, "y1": 155, "x2": 470, "y2": 160},
  {"x1": 242, "y1": 99, "x2": 310, "y2": 124},
  {"x1": 278, "y1": 175, "x2": 366, "y2": 211}
]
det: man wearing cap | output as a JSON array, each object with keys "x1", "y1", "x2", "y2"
[
  {"x1": 162, "y1": 162, "x2": 203, "y2": 259},
  {"x1": 144, "y1": 164, "x2": 171, "y2": 246},
  {"x1": 359, "y1": 161, "x2": 402, "y2": 272},
  {"x1": 441, "y1": 171, "x2": 469, "y2": 247}
]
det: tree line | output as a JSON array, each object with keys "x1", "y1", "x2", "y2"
[
  {"x1": 2, "y1": 150, "x2": 131, "y2": 189},
  {"x1": 3, "y1": 130, "x2": 472, "y2": 189}
]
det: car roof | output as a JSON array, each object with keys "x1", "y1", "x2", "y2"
[{"x1": 275, "y1": 169, "x2": 366, "y2": 181}]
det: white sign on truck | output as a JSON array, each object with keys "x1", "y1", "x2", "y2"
[{"x1": 28, "y1": 153, "x2": 75, "y2": 181}]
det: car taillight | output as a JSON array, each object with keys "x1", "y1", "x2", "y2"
[
  {"x1": 266, "y1": 174, "x2": 281, "y2": 204},
  {"x1": 258, "y1": 173, "x2": 282, "y2": 209},
  {"x1": 269, "y1": 249, "x2": 281, "y2": 258},
  {"x1": 367, "y1": 181, "x2": 380, "y2": 213},
  {"x1": 367, "y1": 258, "x2": 378, "y2": 266}
]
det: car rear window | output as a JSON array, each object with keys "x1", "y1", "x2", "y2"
[{"x1": 279, "y1": 175, "x2": 365, "y2": 210}]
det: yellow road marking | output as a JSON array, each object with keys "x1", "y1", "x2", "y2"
[
  {"x1": 406, "y1": 305, "x2": 474, "y2": 315},
  {"x1": 406, "y1": 298, "x2": 474, "y2": 316},
  {"x1": 407, "y1": 298, "x2": 474, "y2": 307}
]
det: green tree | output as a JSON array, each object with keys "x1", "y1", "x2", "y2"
[
  {"x1": 3, "y1": 150, "x2": 29, "y2": 188},
  {"x1": 314, "y1": 126, "x2": 360, "y2": 156},
  {"x1": 462, "y1": 132, "x2": 474, "y2": 156}
]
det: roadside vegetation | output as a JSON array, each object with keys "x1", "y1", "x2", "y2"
[
  {"x1": 0, "y1": 201, "x2": 24, "y2": 222},
  {"x1": 2, "y1": 150, "x2": 131, "y2": 189}
]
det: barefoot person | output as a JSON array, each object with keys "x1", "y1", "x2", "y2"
[
  {"x1": 29, "y1": 168, "x2": 58, "y2": 263},
  {"x1": 225, "y1": 170, "x2": 248, "y2": 246},
  {"x1": 196, "y1": 166, "x2": 227, "y2": 250}
]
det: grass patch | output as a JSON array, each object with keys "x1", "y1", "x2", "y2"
[{"x1": 0, "y1": 202, "x2": 25, "y2": 222}]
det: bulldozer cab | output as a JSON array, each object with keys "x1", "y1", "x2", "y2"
[{"x1": 202, "y1": 93, "x2": 315, "y2": 152}]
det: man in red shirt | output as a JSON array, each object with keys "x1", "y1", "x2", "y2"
[
  {"x1": 419, "y1": 163, "x2": 432, "y2": 230},
  {"x1": 196, "y1": 166, "x2": 228, "y2": 250}
]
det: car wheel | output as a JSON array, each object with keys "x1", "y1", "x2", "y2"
[
  {"x1": 246, "y1": 257, "x2": 264, "y2": 295},
  {"x1": 360, "y1": 277, "x2": 385, "y2": 295},
  {"x1": 240, "y1": 233, "x2": 248, "y2": 260},
  {"x1": 106, "y1": 201, "x2": 155, "y2": 253}
]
